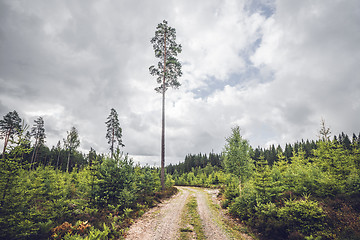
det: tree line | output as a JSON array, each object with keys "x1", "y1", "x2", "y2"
[
  {"x1": 167, "y1": 123, "x2": 360, "y2": 239},
  {"x1": 167, "y1": 131, "x2": 360, "y2": 176},
  {"x1": 0, "y1": 108, "x2": 126, "y2": 172},
  {"x1": 0, "y1": 108, "x2": 173, "y2": 239}
]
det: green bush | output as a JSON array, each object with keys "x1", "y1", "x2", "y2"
[
  {"x1": 228, "y1": 182, "x2": 257, "y2": 220},
  {"x1": 252, "y1": 202, "x2": 287, "y2": 239},
  {"x1": 94, "y1": 156, "x2": 137, "y2": 210},
  {"x1": 278, "y1": 197, "x2": 326, "y2": 236}
]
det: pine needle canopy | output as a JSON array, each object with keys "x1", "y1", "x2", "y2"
[{"x1": 149, "y1": 20, "x2": 182, "y2": 93}]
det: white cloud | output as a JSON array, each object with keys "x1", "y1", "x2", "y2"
[{"x1": 0, "y1": 0, "x2": 359, "y2": 165}]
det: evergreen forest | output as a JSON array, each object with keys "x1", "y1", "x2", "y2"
[
  {"x1": 167, "y1": 126, "x2": 360, "y2": 239},
  {"x1": 0, "y1": 110, "x2": 176, "y2": 239},
  {"x1": 1, "y1": 109, "x2": 360, "y2": 239}
]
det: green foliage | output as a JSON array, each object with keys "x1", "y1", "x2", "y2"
[
  {"x1": 149, "y1": 19, "x2": 182, "y2": 93},
  {"x1": 63, "y1": 126, "x2": 80, "y2": 172},
  {"x1": 0, "y1": 111, "x2": 177, "y2": 239},
  {"x1": 223, "y1": 126, "x2": 254, "y2": 183},
  {"x1": 180, "y1": 195, "x2": 205, "y2": 240},
  {"x1": 0, "y1": 110, "x2": 22, "y2": 157},
  {"x1": 169, "y1": 128, "x2": 360, "y2": 239},
  {"x1": 167, "y1": 152, "x2": 223, "y2": 174},
  {"x1": 0, "y1": 153, "x2": 166, "y2": 239},
  {"x1": 278, "y1": 197, "x2": 326, "y2": 236},
  {"x1": 253, "y1": 156, "x2": 280, "y2": 202},
  {"x1": 229, "y1": 181, "x2": 257, "y2": 220},
  {"x1": 165, "y1": 173, "x2": 175, "y2": 188},
  {"x1": 105, "y1": 108, "x2": 124, "y2": 158},
  {"x1": 135, "y1": 166, "x2": 161, "y2": 205},
  {"x1": 223, "y1": 127, "x2": 360, "y2": 238},
  {"x1": 150, "y1": 19, "x2": 182, "y2": 191},
  {"x1": 30, "y1": 116, "x2": 46, "y2": 167},
  {"x1": 222, "y1": 175, "x2": 240, "y2": 207},
  {"x1": 93, "y1": 154, "x2": 137, "y2": 210},
  {"x1": 173, "y1": 168, "x2": 229, "y2": 188}
]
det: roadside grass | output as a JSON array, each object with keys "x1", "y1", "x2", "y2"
[
  {"x1": 180, "y1": 194, "x2": 206, "y2": 240},
  {"x1": 204, "y1": 189, "x2": 257, "y2": 240}
]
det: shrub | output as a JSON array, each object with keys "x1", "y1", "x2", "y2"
[
  {"x1": 278, "y1": 197, "x2": 326, "y2": 236},
  {"x1": 228, "y1": 182, "x2": 257, "y2": 220},
  {"x1": 94, "y1": 156, "x2": 137, "y2": 211},
  {"x1": 252, "y1": 202, "x2": 287, "y2": 239}
]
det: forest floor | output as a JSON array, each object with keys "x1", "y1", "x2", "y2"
[{"x1": 125, "y1": 186, "x2": 254, "y2": 240}]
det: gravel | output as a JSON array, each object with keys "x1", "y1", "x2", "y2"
[
  {"x1": 126, "y1": 188, "x2": 190, "y2": 240},
  {"x1": 125, "y1": 186, "x2": 253, "y2": 240}
]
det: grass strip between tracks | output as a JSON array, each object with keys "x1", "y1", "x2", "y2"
[{"x1": 179, "y1": 194, "x2": 206, "y2": 240}]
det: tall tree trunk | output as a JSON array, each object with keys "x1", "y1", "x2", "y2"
[
  {"x1": 161, "y1": 87, "x2": 165, "y2": 190},
  {"x1": 30, "y1": 138, "x2": 38, "y2": 170},
  {"x1": 31, "y1": 138, "x2": 37, "y2": 164},
  {"x1": 56, "y1": 150, "x2": 60, "y2": 170},
  {"x1": 160, "y1": 31, "x2": 167, "y2": 190},
  {"x1": 66, "y1": 149, "x2": 71, "y2": 172},
  {"x1": 111, "y1": 128, "x2": 114, "y2": 159},
  {"x1": 2, "y1": 130, "x2": 10, "y2": 160}
]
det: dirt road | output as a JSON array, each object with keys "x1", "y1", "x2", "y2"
[{"x1": 126, "y1": 186, "x2": 252, "y2": 240}]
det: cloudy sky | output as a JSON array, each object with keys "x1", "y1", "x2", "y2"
[{"x1": 1, "y1": 0, "x2": 359, "y2": 165}]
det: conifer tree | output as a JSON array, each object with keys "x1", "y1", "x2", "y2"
[
  {"x1": 0, "y1": 123, "x2": 30, "y2": 207},
  {"x1": 63, "y1": 127, "x2": 80, "y2": 172},
  {"x1": 30, "y1": 116, "x2": 46, "y2": 167},
  {"x1": 55, "y1": 140, "x2": 61, "y2": 169},
  {"x1": 254, "y1": 155, "x2": 275, "y2": 202},
  {"x1": 0, "y1": 111, "x2": 21, "y2": 160},
  {"x1": 149, "y1": 20, "x2": 182, "y2": 190},
  {"x1": 318, "y1": 118, "x2": 331, "y2": 142},
  {"x1": 105, "y1": 108, "x2": 124, "y2": 159}
]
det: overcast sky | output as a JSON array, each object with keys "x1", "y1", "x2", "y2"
[{"x1": 1, "y1": 0, "x2": 359, "y2": 165}]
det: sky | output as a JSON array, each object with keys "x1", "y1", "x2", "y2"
[{"x1": 1, "y1": 0, "x2": 359, "y2": 165}]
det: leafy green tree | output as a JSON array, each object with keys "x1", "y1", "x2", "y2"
[
  {"x1": 223, "y1": 126, "x2": 254, "y2": 184},
  {"x1": 0, "y1": 111, "x2": 21, "y2": 159},
  {"x1": 63, "y1": 127, "x2": 80, "y2": 172},
  {"x1": 149, "y1": 20, "x2": 182, "y2": 190},
  {"x1": 105, "y1": 108, "x2": 124, "y2": 159},
  {"x1": 30, "y1": 116, "x2": 46, "y2": 167}
]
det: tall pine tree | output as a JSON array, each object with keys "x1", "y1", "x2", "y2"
[
  {"x1": 105, "y1": 108, "x2": 124, "y2": 159},
  {"x1": 149, "y1": 20, "x2": 182, "y2": 190},
  {"x1": 30, "y1": 116, "x2": 46, "y2": 167},
  {"x1": 63, "y1": 127, "x2": 80, "y2": 172},
  {"x1": 0, "y1": 111, "x2": 21, "y2": 160}
]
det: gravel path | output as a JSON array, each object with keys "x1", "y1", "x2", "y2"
[
  {"x1": 126, "y1": 186, "x2": 252, "y2": 240},
  {"x1": 188, "y1": 187, "x2": 230, "y2": 239},
  {"x1": 126, "y1": 188, "x2": 190, "y2": 240}
]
